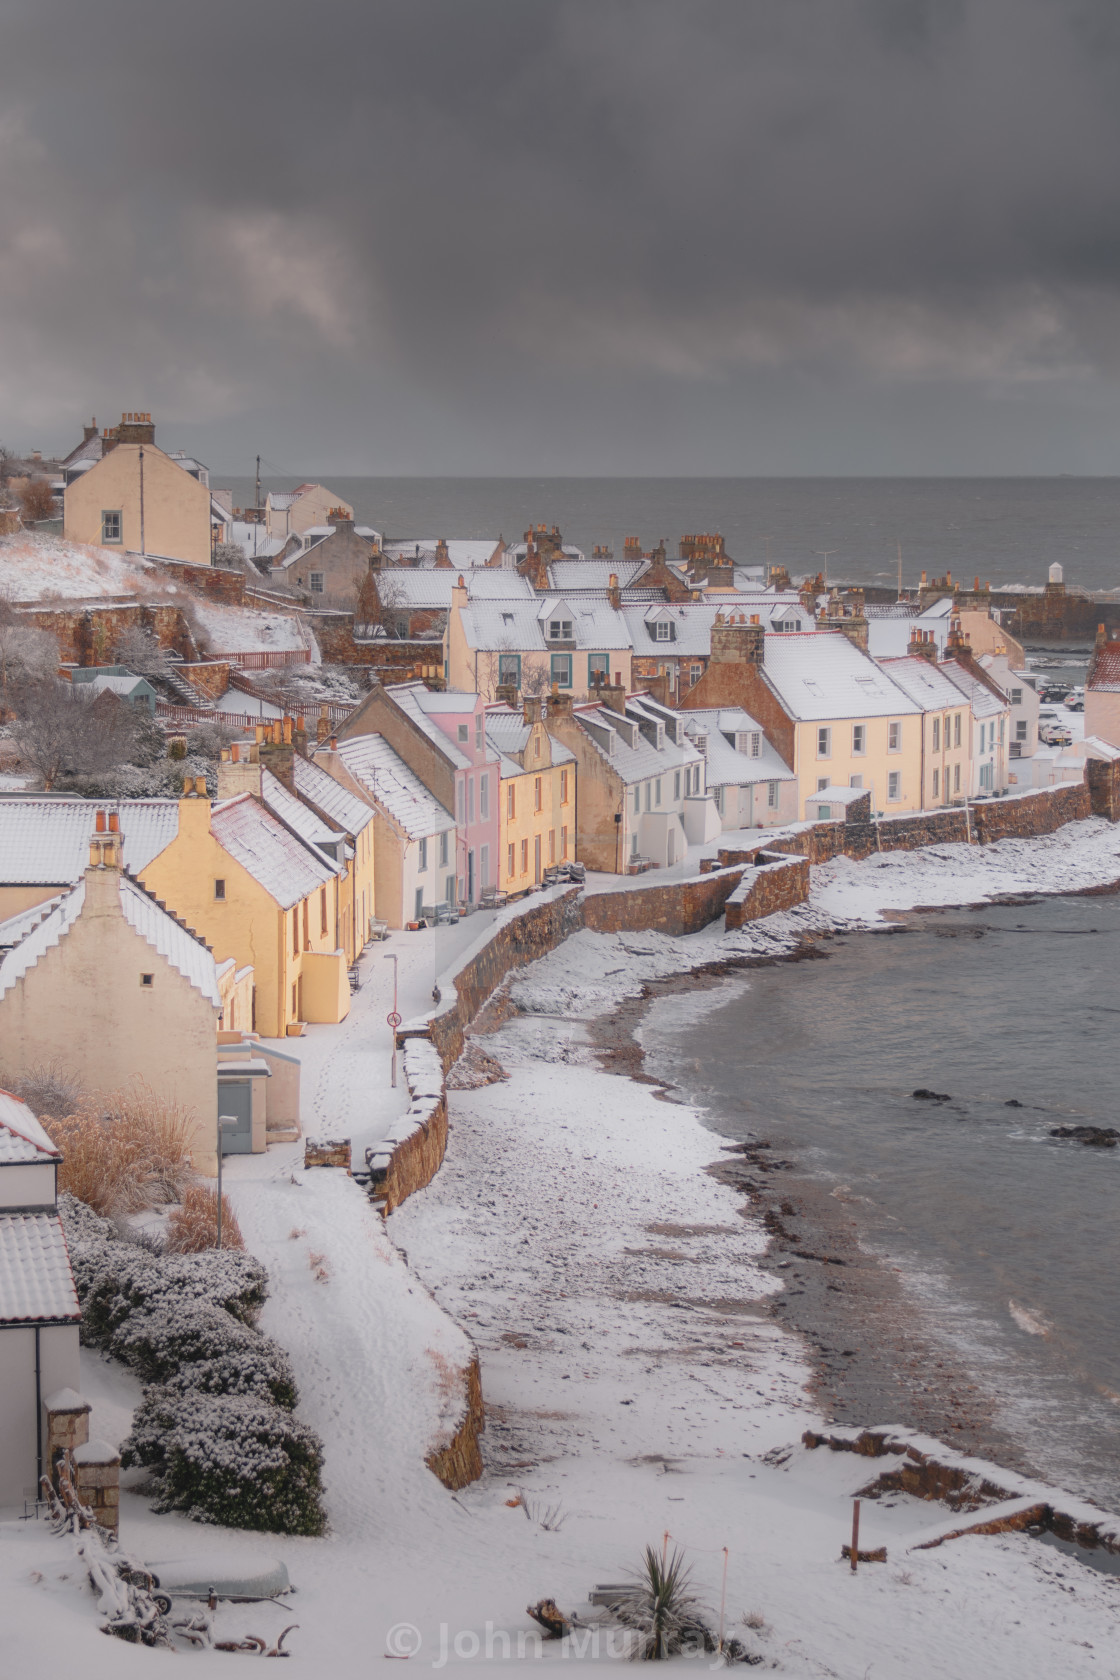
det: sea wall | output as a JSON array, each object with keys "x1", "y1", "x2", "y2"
[
  {"x1": 581, "y1": 864, "x2": 748, "y2": 938},
  {"x1": 724, "y1": 855, "x2": 811, "y2": 929}
]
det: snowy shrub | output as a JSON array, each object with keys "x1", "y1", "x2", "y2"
[
  {"x1": 110, "y1": 1303, "x2": 297, "y2": 1407},
  {"x1": 44, "y1": 1083, "x2": 196, "y2": 1215},
  {"x1": 123, "y1": 1391, "x2": 326, "y2": 1536}
]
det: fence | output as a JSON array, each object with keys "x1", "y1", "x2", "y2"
[{"x1": 227, "y1": 649, "x2": 311, "y2": 669}]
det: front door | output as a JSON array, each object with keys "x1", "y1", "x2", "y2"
[
  {"x1": 467, "y1": 849, "x2": 475, "y2": 902},
  {"x1": 217, "y1": 1080, "x2": 253, "y2": 1154}
]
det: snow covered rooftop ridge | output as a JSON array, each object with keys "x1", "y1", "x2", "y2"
[
  {"x1": 292, "y1": 754, "x2": 375, "y2": 836},
  {"x1": 385, "y1": 683, "x2": 499, "y2": 769},
  {"x1": 381, "y1": 539, "x2": 503, "y2": 568},
  {"x1": 878, "y1": 655, "x2": 978, "y2": 710},
  {"x1": 118, "y1": 875, "x2": 220, "y2": 1007},
  {"x1": 572, "y1": 700, "x2": 700, "y2": 785},
  {"x1": 0, "y1": 798, "x2": 178, "y2": 886},
  {"x1": 460, "y1": 595, "x2": 634, "y2": 653},
  {"x1": 210, "y1": 793, "x2": 337, "y2": 910},
  {"x1": 0, "y1": 1091, "x2": 61, "y2": 1163},
  {"x1": 0, "y1": 880, "x2": 86, "y2": 1002},
  {"x1": 939, "y1": 659, "x2": 1008, "y2": 716},
  {"x1": 335, "y1": 735, "x2": 455, "y2": 841},
  {"x1": 260, "y1": 768, "x2": 345, "y2": 866},
  {"x1": 0, "y1": 1212, "x2": 80, "y2": 1324},
  {"x1": 760, "y1": 631, "x2": 922, "y2": 722}
]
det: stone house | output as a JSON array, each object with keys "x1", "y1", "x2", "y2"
[
  {"x1": 63, "y1": 414, "x2": 228, "y2": 566},
  {"x1": 484, "y1": 699, "x2": 576, "y2": 893},
  {"x1": 268, "y1": 512, "x2": 381, "y2": 605},
  {"x1": 0, "y1": 1093, "x2": 81, "y2": 1506},
  {"x1": 0, "y1": 816, "x2": 225, "y2": 1171},
  {"x1": 338, "y1": 681, "x2": 501, "y2": 906},
  {"x1": 545, "y1": 689, "x2": 706, "y2": 872},
  {"x1": 1086, "y1": 629, "x2": 1120, "y2": 751},
  {"x1": 937, "y1": 631, "x2": 1013, "y2": 797},
  {"x1": 265, "y1": 483, "x2": 354, "y2": 541}
]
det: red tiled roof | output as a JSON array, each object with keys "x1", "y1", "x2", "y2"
[{"x1": 1089, "y1": 644, "x2": 1120, "y2": 693}]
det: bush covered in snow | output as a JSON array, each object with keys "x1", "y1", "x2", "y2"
[
  {"x1": 124, "y1": 1391, "x2": 326, "y2": 1536},
  {"x1": 60, "y1": 1195, "x2": 326, "y2": 1535}
]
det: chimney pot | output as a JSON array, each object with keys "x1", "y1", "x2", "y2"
[
  {"x1": 108, "y1": 812, "x2": 119, "y2": 833},
  {"x1": 95, "y1": 810, "x2": 107, "y2": 833}
]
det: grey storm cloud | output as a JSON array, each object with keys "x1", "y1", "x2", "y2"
[{"x1": 3, "y1": 0, "x2": 1120, "y2": 471}]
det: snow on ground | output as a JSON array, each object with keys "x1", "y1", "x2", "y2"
[
  {"x1": 5, "y1": 824, "x2": 1120, "y2": 1676},
  {"x1": 0, "y1": 534, "x2": 160, "y2": 601},
  {"x1": 190, "y1": 600, "x2": 313, "y2": 656}
]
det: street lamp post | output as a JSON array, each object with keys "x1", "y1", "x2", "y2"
[
  {"x1": 384, "y1": 953, "x2": 399, "y2": 1088},
  {"x1": 216, "y1": 1116, "x2": 237, "y2": 1248}
]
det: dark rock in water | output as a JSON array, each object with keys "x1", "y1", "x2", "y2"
[
  {"x1": 1049, "y1": 1125, "x2": 1120, "y2": 1148},
  {"x1": 912, "y1": 1088, "x2": 951, "y2": 1102},
  {"x1": 1005, "y1": 1099, "x2": 1023, "y2": 1108}
]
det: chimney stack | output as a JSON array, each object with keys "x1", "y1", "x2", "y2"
[
  {"x1": 607, "y1": 571, "x2": 621, "y2": 611},
  {"x1": 710, "y1": 611, "x2": 764, "y2": 667}
]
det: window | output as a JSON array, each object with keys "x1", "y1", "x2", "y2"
[
  {"x1": 456, "y1": 780, "x2": 464, "y2": 822},
  {"x1": 467, "y1": 777, "x2": 475, "y2": 823},
  {"x1": 415, "y1": 887, "x2": 424, "y2": 920},
  {"x1": 689, "y1": 663, "x2": 703, "y2": 687},
  {"x1": 101, "y1": 510, "x2": 122, "y2": 544},
  {"x1": 507, "y1": 782, "x2": 517, "y2": 820},
  {"x1": 1016, "y1": 720, "x2": 1028, "y2": 741},
  {"x1": 645, "y1": 781, "x2": 652, "y2": 812},
  {"x1": 548, "y1": 618, "x2": 573, "y2": 641},
  {"x1": 1010, "y1": 687, "x2": 1023, "y2": 705},
  {"x1": 817, "y1": 776, "x2": 829, "y2": 791},
  {"x1": 534, "y1": 776, "x2": 542, "y2": 812},
  {"x1": 888, "y1": 721, "x2": 901, "y2": 752},
  {"x1": 457, "y1": 724, "x2": 469, "y2": 743},
  {"x1": 534, "y1": 835, "x2": 542, "y2": 880},
  {"x1": 561, "y1": 825, "x2": 568, "y2": 857},
  {"x1": 713, "y1": 785, "x2": 724, "y2": 815},
  {"x1": 999, "y1": 717, "x2": 1005, "y2": 745},
  {"x1": 292, "y1": 908, "x2": 299, "y2": 957},
  {"x1": 560, "y1": 769, "x2": 569, "y2": 804},
  {"x1": 852, "y1": 724, "x2": 866, "y2": 755},
  {"x1": 320, "y1": 886, "x2": 328, "y2": 936},
  {"x1": 588, "y1": 653, "x2": 610, "y2": 683},
  {"x1": 767, "y1": 781, "x2": 779, "y2": 809},
  {"x1": 480, "y1": 773, "x2": 489, "y2": 819},
  {"x1": 655, "y1": 778, "x2": 662, "y2": 806},
  {"x1": 932, "y1": 767, "x2": 940, "y2": 798},
  {"x1": 548, "y1": 830, "x2": 555, "y2": 862},
  {"x1": 480, "y1": 844, "x2": 490, "y2": 887},
  {"x1": 817, "y1": 727, "x2": 831, "y2": 758},
  {"x1": 507, "y1": 843, "x2": 515, "y2": 879},
  {"x1": 439, "y1": 831, "x2": 449, "y2": 868},
  {"x1": 888, "y1": 770, "x2": 901, "y2": 801},
  {"x1": 674, "y1": 770, "x2": 681, "y2": 800},
  {"x1": 633, "y1": 786, "x2": 640, "y2": 815},
  {"x1": 418, "y1": 837, "x2": 428, "y2": 872},
  {"x1": 954, "y1": 762, "x2": 961, "y2": 793},
  {"x1": 445, "y1": 875, "x2": 457, "y2": 905},
  {"x1": 654, "y1": 620, "x2": 673, "y2": 642},
  {"x1": 849, "y1": 775, "x2": 863, "y2": 789},
  {"x1": 214, "y1": 878, "x2": 226, "y2": 900},
  {"x1": 954, "y1": 713, "x2": 962, "y2": 748},
  {"x1": 498, "y1": 653, "x2": 521, "y2": 687},
  {"x1": 750, "y1": 732, "x2": 761, "y2": 758},
  {"x1": 932, "y1": 717, "x2": 940, "y2": 751},
  {"x1": 520, "y1": 837, "x2": 529, "y2": 873},
  {"x1": 550, "y1": 652, "x2": 572, "y2": 688},
  {"x1": 309, "y1": 572, "x2": 324, "y2": 594},
  {"x1": 140, "y1": 972, "x2": 153, "y2": 988}
]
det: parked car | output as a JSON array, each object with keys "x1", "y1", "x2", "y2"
[{"x1": 1039, "y1": 723, "x2": 1073, "y2": 746}]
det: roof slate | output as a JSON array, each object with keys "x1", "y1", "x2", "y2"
[
  {"x1": 0, "y1": 1213, "x2": 80, "y2": 1324},
  {"x1": 335, "y1": 736, "x2": 455, "y2": 842},
  {"x1": 292, "y1": 754, "x2": 376, "y2": 836},
  {"x1": 0, "y1": 1092, "x2": 61, "y2": 1162},
  {"x1": 1089, "y1": 644, "x2": 1120, "y2": 693},
  {"x1": 761, "y1": 632, "x2": 922, "y2": 722},
  {"x1": 210, "y1": 795, "x2": 336, "y2": 910},
  {"x1": 0, "y1": 799, "x2": 178, "y2": 885}
]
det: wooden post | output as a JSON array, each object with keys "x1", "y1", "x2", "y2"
[
  {"x1": 850, "y1": 1499, "x2": 860, "y2": 1573},
  {"x1": 661, "y1": 1530, "x2": 670, "y2": 1568},
  {"x1": 718, "y1": 1546, "x2": 728, "y2": 1652}
]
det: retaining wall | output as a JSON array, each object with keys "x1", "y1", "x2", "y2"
[
  {"x1": 580, "y1": 864, "x2": 749, "y2": 938},
  {"x1": 425, "y1": 1355, "x2": 485, "y2": 1491},
  {"x1": 724, "y1": 855, "x2": 811, "y2": 928}
]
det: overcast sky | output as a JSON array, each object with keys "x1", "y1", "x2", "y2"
[{"x1": 4, "y1": 0, "x2": 1120, "y2": 474}]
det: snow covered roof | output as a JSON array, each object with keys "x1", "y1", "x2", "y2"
[
  {"x1": 483, "y1": 706, "x2": 575, "y2": 773},
  {"x1": 190, "y1": 601, "x2": 310, "y2": 655},
  {"x1": 77, "y1": 673, "x2": 152, "y2": 700},
  {"x1": 0, "y1": 1092, "x2": 60, "y2": 1163},
  {"x1": 878, "y1": 656, "x2": 975, "y2": 711},
  {"x1": 0, "y1": 1213, "x2": 80, "y2": 1324},
  {"x1": 761, "y1": 632, "x2": 921, "y2": 722},
  {"x1": 547, "y1": 558, "x2": 648, "y2": 591},
  {"x1": 810, "y1": 785, "x2": 869, "y2": 805},
  {"x1": 385, "y1": 683, "x2": 499, "y2": 771},
  {"x1": 260, "y1": 768, "x2": 345, "y2": 867},
  {"x1": 460, "y1": 595, "x2": 633, "y2": 653},
  {"x1": 1088, "y1": 643, "x2": 1120, "y2": 693},
  {"x1": 230, "y1": 521, "x2": 286, "y2": 560},
  {"x1": 381, "y1": 540, "x2": 503, "y2": 569},
  {"x1": 678, "y1": 709, "x2": 793, "y2": 787},
  {"x1": 375, "y1": 569, "x2": 533, "y2": 609},
  {"x1": 939, "y1": 660, "x2": 1008, "y2": 719},
  {"x1": 619, "y1": 600, "x2": 811, "y2": 658},
  {"x1": 571, "y1": 700, "x2": 700, "y2": 787},
  {"x1": 0, "y1": 874, "x2": 220, "y2": 1007},
  {"x1": 0, "y1": 896, "x2": 64, "y2": 950},
  {"x1": 335, "y1": 736, "x2": 455, "y2": 842},
  {"x1": 0, "y1": 798, "x2": 178, "y2": 885},
  {"x1": 210, "y1": 794, "x2": 337, "y2": 909},
  {"x1": 292, "y1": 754, "x2": 376, "y2": 837}
]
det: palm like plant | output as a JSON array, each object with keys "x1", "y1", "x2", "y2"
[{"x1": 612, "y1": 1545, "x2": 711, "y2": 1661}]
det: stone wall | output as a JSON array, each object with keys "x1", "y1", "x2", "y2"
[
  {"x1": 1088, "y1": 757, "x2": 1120, "y2": 822},
  {"x1": 724, "y1": 855, "x2": 811, "y2": 928},
  {"x1": 425, "y1": 1354, "x2": 485, "y2": 1491},
  {"x1": 148, "y1": 556, "x2": 246, "y2": 604},
  {"x1": 581, "y1": 865, "x2": 749, "y2": 938}
]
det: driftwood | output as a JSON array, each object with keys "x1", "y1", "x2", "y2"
[
  {"x1": 840, "y1": 1545, "x2": 888, "y2": 1564},
  {"x1": 527, "y1": 1599, "x2": 570, "y2": 1639}
]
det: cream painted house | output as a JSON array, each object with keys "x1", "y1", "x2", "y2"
[
  {"x1": 446, "y1": 578, "x2": 634, "y2": 702},
  {"x1": 878, "y1": 654, "x2": 974, "y2": 806},
  {"x1": 65, "y1": 433, "x2": 215, "y2": 566},
  {"x1": 265, "y1": 483, "x2": 354, "y2": 541},
  {"x1": 0, "y1": 822, "x2": 224, "y2": 1173},
  {"x1": 484, "y1": 699, "x2": 576, "y2": 893}
]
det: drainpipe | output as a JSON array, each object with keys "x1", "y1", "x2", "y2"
[
  {"x1": 34, "y1": 1325, "x2": 42, "y2": 1492},
  {"x1": 138, "y1": 445, "x2": 146, "y2": 556}
]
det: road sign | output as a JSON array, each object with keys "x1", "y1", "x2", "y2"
[{"x1": 386, "y1": 1011, "x2": 402, "y2": 1028}]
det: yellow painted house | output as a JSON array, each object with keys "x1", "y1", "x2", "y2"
[
  {"x1": 64, "y1": 417, "x2": 217, "y2": 566},
  {"x1": 139, "y1": 779, "x2": 349, "y2": 1038},
  {"x1": 484, "y1": 700, "x2": 576, "y2": 893}
]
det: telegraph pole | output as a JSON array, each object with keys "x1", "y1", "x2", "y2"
[
  {"x1": 255, "y1": 454, "x2": 262, "y2": 517},
  {"x1": 814, "y1": 549, "x2": 837, "y2": 586}
]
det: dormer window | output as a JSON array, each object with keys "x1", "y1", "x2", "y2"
[
  {"x1": 653, "y1": 620, "x2": 674, "y2": 642},
  {"x1": 548, "y1": 618, "x2": 573, "y2": 641}
]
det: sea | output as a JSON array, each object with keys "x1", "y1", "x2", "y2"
[
  {"x1": 221, "y1": 476, "x2": 1120, "y2": 596},
  {"x1": 640, "y1": 893, "x2": 1120, "y2": 1509}
]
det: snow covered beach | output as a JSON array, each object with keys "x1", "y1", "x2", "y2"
[{"x1": 7, "y1": 820, "x2": 1120, "y2": 1676}]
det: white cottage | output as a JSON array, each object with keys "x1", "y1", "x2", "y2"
[{"x1": 0, "y1": 1093, "x2": 81, "y2": 1508}]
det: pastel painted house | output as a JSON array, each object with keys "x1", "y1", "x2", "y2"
[
  {"x1": 678, "y1": 708, "x2": 798, "y2": 829},
  {"x1": 1086, "y1": 630, "x2": 1120, "y2": 752},
  {"x1": 325, "y1": 734, "x2": 456, "y2": 927},
  {"x1": 446, "y1": 579, "x2": 634, "y2": 703},
  {"x1": 338, "y1": 681, "x2": 501, "y2": 906},
  {"x1": 484, "y1": 698, "x2": 576, "y2": 892},
  {"x1": 0, "y1": 1093, "x2": 81, "y2": 1508},
  {"x1": 63, "y1": 414, "x2": 225, "y2": 567}
]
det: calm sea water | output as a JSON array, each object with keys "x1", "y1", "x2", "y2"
[
  {"x1": 221, "y1": 476, "x2": 1120, "y2": 595},
  {"x1": 639, "y1": 894, "x2": 1120, "y2": 1506}
]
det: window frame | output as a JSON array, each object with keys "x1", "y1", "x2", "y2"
[
  {"x1": 817, "y1": 726, "x2": 831, "y2": 759},
  {"x1": 852, "y1": 723, "x2": 866, "y2": 756},
  {"x1": 550, "y1": 651, "x2": 573, "y2": 689},
  {"x1": 887, "y1": 770, "x2": 902, "y2": 801},
  {"x1": 887, "y1": 721, "x2": 902, "y2": 753},
  {"x1": 101, "y1": 509, "x2": 122, "y2": 544}
]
